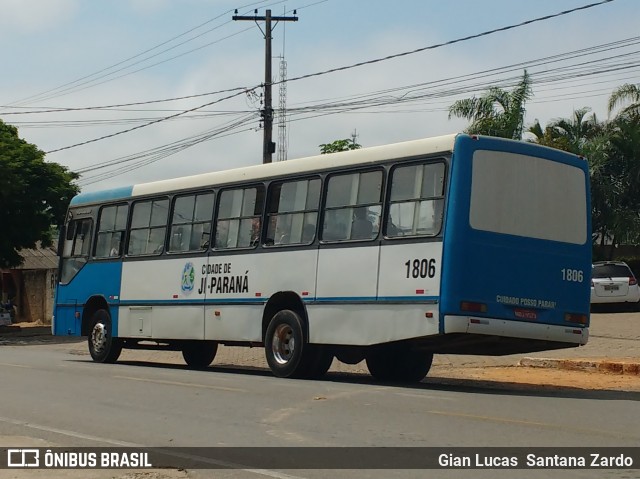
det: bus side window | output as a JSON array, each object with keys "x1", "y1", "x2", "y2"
[
  {"x1": 266, "y1": 178, "x2": 320, "y2": 246},
  {"x1": 169, "y1": 192, "x2": 214, "y2": 253},
  {"x1": 60, "y1": 218, "x2": 93, "y2": 284},
  {"x1": 215, "y1": 186, "x2": 264, "y2": 249},
  {"x1": 322, "y1": 170, "x2": 383, "y2": 242},
  {"x1": 95, "y1": 204, "x2": 128, "y2": 258},
  {"x1": 127, "y1": 198, "x2": 169, "y2": 256},
  {"x1": 387, "y1": 162, "x2": 445, "y2": 238}
]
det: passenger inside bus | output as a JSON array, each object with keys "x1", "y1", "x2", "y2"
[
  {"x1": 351, "y1": 207, "x2": 373, "y2": 240},
  {"x1": 302, "y1": 223, "x2": 316, "y2": 243},
  {"x1": 109, "y1": 236, "x2": 121, "y2": 256}
]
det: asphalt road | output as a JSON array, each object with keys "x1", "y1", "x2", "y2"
[{"x1": 1, "y1": 326, "x2": 639, "y2": 479}]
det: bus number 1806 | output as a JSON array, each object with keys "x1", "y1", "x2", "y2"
[
  {"x1": 405, "y1": 259, "x2": 436, "y2": 279},
  {"x1": 561, "y1": 268, "x2": 584, "y2": 283}
]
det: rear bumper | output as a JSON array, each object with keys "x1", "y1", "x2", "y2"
[
  {"x1": 590, "y1": 288, "x2": 640, "y2": 304},
  {"x1": 443, "y1": 315, "x2": 588, "y2": 345}
]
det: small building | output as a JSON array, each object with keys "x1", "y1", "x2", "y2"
[{"x1": 0, "y1": 243, "x2": 58, "y2": 324}]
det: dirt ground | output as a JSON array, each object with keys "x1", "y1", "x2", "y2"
[{"x1": 428, "y1": 363, "x2": 640, "y2": 391}]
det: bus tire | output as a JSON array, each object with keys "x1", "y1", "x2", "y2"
[
  {"x1": 88, "y1": 309, "x2": 122, "y2": 363},
  {"x1": 335, "y1": 348, "x2": 366, "y2": 365},
  {"x1": 366, "y1": 345, "x2": 433, "y2": 383},
  {"x1": 182, "y1": 341, "x2": 218, "y2": 369},
  {"x1": 264, "y1": 309, "x2": 312, "y2": 378},
  {"x1": 396, "y1": 350, "x2": 433, "y2": 382},
  {"x1": 304, "y1": 346, "x2": 333, "y2": 379}
]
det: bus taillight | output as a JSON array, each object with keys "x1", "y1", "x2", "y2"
[
  {"x1": 564, "y1": 313, "x2": 588, "y2": 324},
  {"x1": 460, "y1": 301, "x2": 487, "y2": 313}
]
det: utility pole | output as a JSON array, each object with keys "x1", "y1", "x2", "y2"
[
  {"x1": 277, "y1": 55, "x2": 288, "y2": 162},
  {"x1": 233, "y1": 9, "x2": 298, "y2": 164}
]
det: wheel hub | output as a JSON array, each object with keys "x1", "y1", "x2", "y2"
[
  {"x1": 91, "y1": 322, "x2": 107, "y2": 353},
  {"x1": 271, "y1": 324, "x2": 295, "y2": 365}
]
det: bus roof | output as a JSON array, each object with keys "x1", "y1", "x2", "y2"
[{"x1": 70, "y1": 134, "x2": 458, "y2": 206}]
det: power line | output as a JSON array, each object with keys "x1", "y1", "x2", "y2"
[
  {"x1": 8, "y1": 0, "x2": 273, "y2": 106},
  {"x1": 45, "y1": 87, "x2": 260, "y2": 154},
  {"x1": 21, "y1": 37, "x2": 635, "y2": 131},
  {"x1": 42, "y1": 0, "x2": 617, "y2": 156},
  {"x1": 0, "y1": 86, "x2": 252, "y2": 115},
  {"x1": 5, "y1": 0, "x2": 614, "y2": 117},
  {"x1": 279, "y1": 0, "x2": 616, "y2": 87}
]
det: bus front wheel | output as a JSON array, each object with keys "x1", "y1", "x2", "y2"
[
  {"x1": 265, "y1": 309, "x2": 314, "y2": 378},
  {"x1": 182, "y1": 341, "x2": 218, "y2": 369},
  {"x1": 366, "y1": 345, "x2": 433, "y2": 383},
  {"x1": 88, "y1": 309, "x2": 122, "y2": 363}
]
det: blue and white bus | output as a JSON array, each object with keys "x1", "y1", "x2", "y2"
[{"x1": 53, "y1": 133, "x2": 591, "y2": 382}]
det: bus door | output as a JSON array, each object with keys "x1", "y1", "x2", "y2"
[
  {"x1": 315, "y1": 171, "x2": 383, "y2": 344},
  {"x1": 376, "y1": 161, "x2": 446, "y2": 338},
  {"x1": 55, "y1": 216, "x2": 93, "y2": 336}
]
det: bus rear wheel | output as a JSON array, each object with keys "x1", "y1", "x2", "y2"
[
  {"x1": 304, "y1": 346, "x2": 334, "y2": 379},
  {"x1": 182, "y1": 341, "x2": 218, "y2": 369},
  {"x1": 88, "y1": 309, "x2": 122, "y2": 363},
  {"x1": 366, "y1": 345, "x2": 433, "y2": 383},
  {"x1": 265, "y1": 309, "x2": 315, "y2": 378}
]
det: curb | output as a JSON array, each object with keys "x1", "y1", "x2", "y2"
[{"x1": 519, "y1": 357, "x2": 640, "y2": 376}]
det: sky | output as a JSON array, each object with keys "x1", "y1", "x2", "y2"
[{"x1": 1, "y1": 0, "x2": 638, "y2": 193}]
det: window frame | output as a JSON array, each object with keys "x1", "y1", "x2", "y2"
[
  {"x1": 167, "y1": 190, "x2": 215, "y2": 254},
  {"x1": 384, "y1": 159, "x2": 447, "y2": 240},
  {"x1": 93, "y1": 203, "x2": 129, "y2": 259},
  {"x1": 320, "y1": 167, "x2": 385, "y2": 244},
  {"x1": 126, "y1": 196, "x2": 170, "y2": 257},
  {"x1": 60, "y1": 217, "x2": 93, "y2": 285},
  {"x1": 213, "y1": 184, "x2": 265, "y2": 251},
  {"x1": 264, "y1": 176, "x2": 322, "y2": 248}
]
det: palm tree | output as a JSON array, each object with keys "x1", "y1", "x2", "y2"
[
  {"x1": 448, "y1": 71, "x2": 532, "y2": 140},
  {"x1": 527, "y1": 120, "x2": 572, "y2": 152},
  {"x1": 608, "y1": 83, "x2": 640, "y2": 119},
  {"x1": 529, "y1": 108, "x2": 601, "y2": 155}
]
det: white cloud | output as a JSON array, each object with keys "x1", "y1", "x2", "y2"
[
  {"x1": 0, "y1": 0, "x2": 78, "y2": 32},
  {"x1": 3, "y1": 0, "x2": 637, "y2": 193},
  {"x1": 127, "y1": 0, "x2": 171, "y2": 15}
]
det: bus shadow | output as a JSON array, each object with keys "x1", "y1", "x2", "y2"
[
  {"x1": 69, "y1": 357, "x2": 640, "y2": 402},
  {"x1": 95, "y1": 359, "x2": 276, "y2": 378},
  {"x1": 327, "y1": 373, "x2": 640, "y2": 401}
]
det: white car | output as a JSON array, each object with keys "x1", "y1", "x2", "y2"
[{"x1": 590, "y1": 261, "x2": 640, "y2": 305}]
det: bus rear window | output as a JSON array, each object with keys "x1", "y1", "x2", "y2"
[{"x1": 469, "y1": 150, "x2": 587, "y2": 244}]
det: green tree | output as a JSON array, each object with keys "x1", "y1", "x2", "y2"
[
  {"x1": 528, "y1": 108, "x2": 601, "y2": 155},
  {"x1": 601, "y1": 115, "x2": 640, "y2": 247},
  {"x1": 608, "y1": 83, "x2": 640, "y2": 119},
  {"x1": 319, "y1": 138, "x2": 362, "y2": 154},
  {"x1": 527, "y1": 120, "x2": 573, "y2": 152},
  {"x1": 448, "y1": 70, "x2": 533, "y2": 140},
  {"x1": 0, "y1": 119, "x2": 79, "y2": 267}
]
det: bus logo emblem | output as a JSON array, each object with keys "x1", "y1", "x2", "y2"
[{"x1": 181, "y1": 262, "x2": 196, "y2": 294}]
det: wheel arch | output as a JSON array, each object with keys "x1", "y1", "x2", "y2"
[
  {"x1": 262, "y1": 291, "x2": 309, "y2": 343},
  {"x1": 81, "y1": 295, "x2": 110, "y2": 336}
]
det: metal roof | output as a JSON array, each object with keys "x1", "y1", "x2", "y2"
[{"x1": 13, "y1": 242, "x2": 58, "y2": 270}]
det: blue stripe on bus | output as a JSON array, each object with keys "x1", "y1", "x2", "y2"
[
  {"x1": 119, "y1": 298, "x2": 267, "y2": 305},
  {"x1": 70, "y1": 185, "x2": 134, "y2": 206},
  {"x1": 376, "y1": 296, "x2": 439, "y2": 303},
  {"x1": 117, "y1": 296, "x2": 439, "y2": 306}
]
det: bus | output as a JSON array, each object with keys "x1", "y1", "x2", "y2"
[{"x1": 53, "y1": 133, "x2": 591, "y2": 382}]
